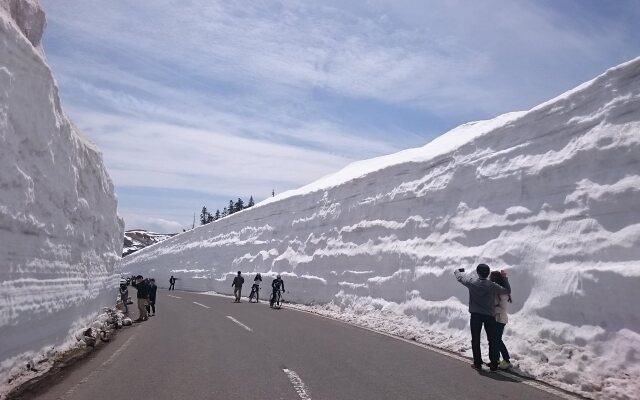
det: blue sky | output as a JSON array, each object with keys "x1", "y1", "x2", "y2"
[{"x1": 40, "y1": 0, "x2": 640, "y2": 233}]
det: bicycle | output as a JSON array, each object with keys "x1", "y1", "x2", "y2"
[
  {"x1": 248, "y1": 284, "x2": 260, "y2": 303},
  {"x1": 270, "y1": 289, "x2": 283, "y2": 309}
]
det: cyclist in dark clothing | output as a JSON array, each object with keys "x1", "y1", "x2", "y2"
[
  {"x1": 146, "y1": 278, "x2": 158, "y2": 316},
  {"x1": 270, "y1": 274, "x2": 285, "y2": 307},
  {"x1": 249, "y1": 273, "x2": 262, "y2": 302},
  {"x1": 232, "y1": 271, "x2": 245, "y2": 302}
]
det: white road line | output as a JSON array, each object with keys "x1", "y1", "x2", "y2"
[
  {"x1": 283, "y1": 368, "x2": 312, "y2": 400},
  {"x1": 167, "y1": 295, "x2": 181, "y2": 299},
  {"x1": 193, "y1": 302, "x2": 211, "y2": 309},
  {"x1": 226, "y1": 316, "x2": 253, "y2": 332},
  {"x1": 285, "y1": 306, "x2": 582, "y2": 400},
  {"x1": 61, "y1": 334, "x2": 136, "y2": 399}
]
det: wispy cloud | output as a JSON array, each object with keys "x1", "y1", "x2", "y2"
[{"x1": 40, "y1": 0, "x2": 640, "y2": 232}]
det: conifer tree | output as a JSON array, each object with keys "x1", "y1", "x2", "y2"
[
  {"x1": 228, "y1": 200, "x2": 235, "y2": 214},
  {"x1": 247, "y1": 196, "x2": 255, "y2": 208},
  {"x1": 235, "y1": 197, "x2": 244, "y2": 211},
  {"x1": 214, "y1": 209, "x2": 221, "y2": 220},
  {"x1": 222, "y1": 207, "x2": 228, "y2": 217},
  {"x1": 206, "y1": 212, "x2": 214, "y2": 223},
  {"x1": 200, "y1": 206, "x2": 208, "y2": 225}
]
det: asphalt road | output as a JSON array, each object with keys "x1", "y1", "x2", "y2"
[{"x1": 30, "y1": 289, "x2": 566, "y2": 400}]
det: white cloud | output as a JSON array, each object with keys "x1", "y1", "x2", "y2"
[
  {"x1": 121, "y1": 213, "x2": 184, "y2": 234},
  {"x1": 40, "y1": 0, "x2": 640, "y2": 232}
]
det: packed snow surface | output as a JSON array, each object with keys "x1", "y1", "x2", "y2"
[
  {"x1": 123, "y1": 230, "x2": 176, "y2": 257},
  {"x1": 124, "y1": 58, "x2": 640, "y2": 398},
  {"x1": 0, "y1": 0, "x2": 123, "y2": 389}
]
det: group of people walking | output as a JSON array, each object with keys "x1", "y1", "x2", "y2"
[
  {"x1": 122, "y1": 275, "x2": 158, "y2": 322},
  {"x1": 123, "y1": 265, "x2": 511, "y2": 372},
  {"x1": 232, "y1": 271, "x2": 285, "y2": 307},
  {"x1": 455, "y1": 263, "x2": 512, "y2": 372}
]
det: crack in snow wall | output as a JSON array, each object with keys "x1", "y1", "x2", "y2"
[
  {"x1": 0, "y1": 0, "x2": 124, "y2": 385},
  {"x1": 123, "y1": 58, "x2": 640, "y2": 399}
]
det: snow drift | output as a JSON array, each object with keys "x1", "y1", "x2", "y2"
[
  {"x1": 0, "y1": 0, "x2": 123, "y2": 386},
  {"x1": 123, "y1": 58, "x2": 640, "y2": 399}
]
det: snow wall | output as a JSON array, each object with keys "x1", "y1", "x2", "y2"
[
  {"x1": 0, "y1": 0, "x2": 123, "y2": 384},
  {"x1": 123, "y1": 58, "x2": 640, "y2": 398}
]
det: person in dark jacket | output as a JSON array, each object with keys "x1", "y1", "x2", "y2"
[
  {"x1": 270, "y1": 274, "x2": 285, "y2": 307},
  {"x1": 132, "y1": 275, "x2": 149, "y2": 322},
  {"x1": 169, "y1": 275, "x2": 177, "y2": 290},
  {"x1": 146, "y1": 278, "x2": 158, "y2": 316},
  {"x1": 455, "y1": 264, "x2": 511, "y2": 371},
  {"x1": 232, "y1": 271, "x2": 244, "y2": 303}
]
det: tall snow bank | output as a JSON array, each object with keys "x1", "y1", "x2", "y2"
[
  {"x1": 123, "y1": 57, "x2": 640, "y2": 399},
  {"x1": 0, "y1": 0, "x2": 123, "y2": 386}
]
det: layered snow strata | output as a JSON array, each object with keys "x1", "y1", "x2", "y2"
[
  {"x1": 0, "y1": 0, "x2": 123, "y2": 387},
  {"x1": 123, "y1": 58, "x2": 640, "y2": 399}
]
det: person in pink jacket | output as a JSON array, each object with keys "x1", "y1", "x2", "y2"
[{"x1": 490, "y1": 270, "x2": 512, "y2": 369}]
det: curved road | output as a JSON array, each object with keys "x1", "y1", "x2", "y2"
[{"x1": 31, "y1": 290, "x2": 569, "y2": 400}]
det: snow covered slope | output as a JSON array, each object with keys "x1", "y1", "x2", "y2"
[
  {"x1": 123, "y1": 230, "x2": 176, "y2": 257},
  {"x1": 0, "y1": 0, "x2": 123, "y2": 386},
  {"x1": 123, "y1": 58, "x2": 640, "y2": 399}
]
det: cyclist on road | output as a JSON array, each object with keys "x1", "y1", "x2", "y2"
[
  {"x1": 270, "y1": 274, "x2": 285, "y2": 307},
  {"x1": 250, "y1": 273, "x2": 262, "y2": 302}
]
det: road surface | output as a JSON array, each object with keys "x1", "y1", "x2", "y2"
[{"x1": 30, "y1": 289, "x2": 569, "y2": 400}]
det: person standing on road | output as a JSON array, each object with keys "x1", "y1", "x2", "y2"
[
  {"x1": 270, "y1": 274, "x2": 285, "y2": 307},
  {"x1": 169, "y1": 275, "x2": 177, "y2": 290},
  {"x1": 490, "y1": 270, "x2": 513, "y2": 370},
  {"x1": 147, "y1": 278, "x2": 158, "y2": 316},
  {"x1": 232, "y1": 271, "x2": 245, "y2": 303},
  {"x1": 119, "y1": 283, "x2": 129, "y2": 314},
  {"x1": 132, "y1": 275, "x2": 149, "y2": 322},
  {"x1": 454, "y1": 264, "x2": 510, "y2": 371}
]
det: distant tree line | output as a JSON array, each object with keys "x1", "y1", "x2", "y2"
[{"x1": 199, "y1": 196, "x2": 255, "y2": 225}]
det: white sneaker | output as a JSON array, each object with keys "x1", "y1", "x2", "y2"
[{"x1": 498, "y1": 360, "x2": 512, "y2": 370}]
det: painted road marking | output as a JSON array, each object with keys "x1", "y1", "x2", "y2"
[
  {"x1": 193, "y1": 302, "x2": 211, "y2": 309},
  {"x1": 283, "y1": 368, "x2": 312, "y2": 400},
  {"x1": 61, "y1": 334, "x2": 136, "y2": 399},
  {"x1": 167, "y1": 295, "x2": 181, "y2": 299},
  {"x1": 226, "y1": 316, "x2": 253, "y2": 332},
  {"x1": 285, "y1": 305, "x2": 581, "y2": 400}
]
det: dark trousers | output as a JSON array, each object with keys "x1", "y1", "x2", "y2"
[
  {"x1": 169, "y1": 283, "x2": 175, "y2": 290},
  {"x1": 146, "y1": 301, "x2": 156, "y2": 314},
  {"x1": 495, "y1": 322, "x2": 510, "y2": 362},
  {"x1": 470, "y1": 312, "x2": 499, "y2": 367}
]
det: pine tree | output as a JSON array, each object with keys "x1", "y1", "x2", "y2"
[
  {"x1": 200, "y1": 206, "x2": 208, "y2": 225},
  {"x1": 206, "y1": 212, "x2": 214, "y2": 223},
  {"x1": 247, "y1": 196, "x2": 255, "y2": 208},
  {"x1": 235, "y1": 197, "x2": 244, "y2": 211},
  {"x1": 222, "y1": 207, "x2": 228, "y2": 217},
  {"x1": 228, "y1": 200, "x2": 235, "y2": 215},
  {"x1": 214, "y1": 209, "x2": 221, "y2": 220}
]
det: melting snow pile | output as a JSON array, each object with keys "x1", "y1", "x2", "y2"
[
  {"x1": 123, "y1": 58, "x2": 640, "y2": 398},
  {"x1": 0, "y1": 0, "x2": 123, "y2": 390}
]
